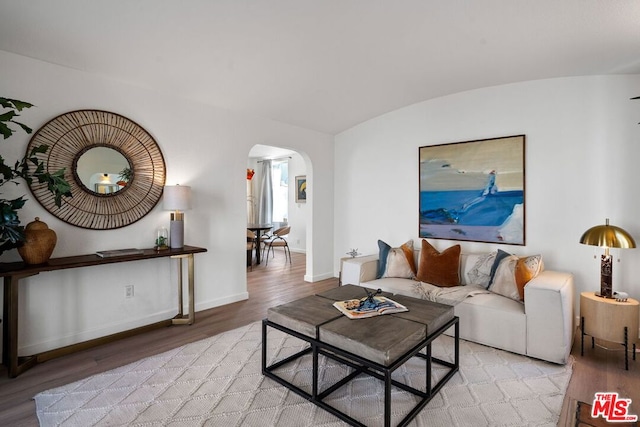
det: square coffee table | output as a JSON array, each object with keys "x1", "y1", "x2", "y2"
[{"x1": 262, "y1": 285, "x2": 459, "y2": 427}]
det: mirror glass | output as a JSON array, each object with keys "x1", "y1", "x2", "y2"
[{"x1": 75, "y1": 147, "x2": 132, "y2": 194}]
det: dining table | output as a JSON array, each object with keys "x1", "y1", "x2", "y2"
[{"x1": 247, "y1": 223, "x2": 273, "y2": 264}]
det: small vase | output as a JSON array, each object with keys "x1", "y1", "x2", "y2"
[{"x1": 17, "y1": 217, "x2": 57, "y2": 264}]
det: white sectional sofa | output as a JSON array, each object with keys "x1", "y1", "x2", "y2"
[{"x1": 340, "y1": 252, "x2": 575, "y2": 364}]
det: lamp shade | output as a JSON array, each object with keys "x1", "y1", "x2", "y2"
[
  {"x1": 163, "y1": 185, "x2": 192, "y2": 211},
  {"x1": 579, "y1": 218, "x2": 636, "y2": 249}
]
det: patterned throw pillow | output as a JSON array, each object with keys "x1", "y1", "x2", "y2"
[
  {"x1": 489, "y1": 254, "x2": 544, "y2": 302},
  {"x1": 415, "y1": 239, "x2": 461, "y2": 287},
  {"x1": 376, "y1": 239, "x2": 417, "y2": 279},
  {"x1": 464, "y1": 251, "x2": 498, "y2": 287}
]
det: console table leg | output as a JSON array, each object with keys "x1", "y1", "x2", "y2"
[
  {"x1": 171, "y1": 254, "x2": 195, "y2": 325},
  {"x1": 3, "y1": 276, "x2": 19, "y2": 377},
  {"x1": 624, "y1": 327, "x2": 628, "y2": 371},
  {"x1": 177, "y1": 257, "x2": 184, "y2": 318},
  {"x1": 187, "y1": 254, "x2": 195, "y2": 324}
]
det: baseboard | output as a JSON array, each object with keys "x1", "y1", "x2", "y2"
[
  {"x1": 18, "y1": 309, "x2": 177, "y2": 356},
  {"x1": 304, "y1": 272, "x2": 334, "y2": 282},
  {"x1": 195, "y1": 292, "x2": 249, "y2": 311}
]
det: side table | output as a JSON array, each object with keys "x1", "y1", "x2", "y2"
[{"x1": 580, "y1": 291, "x2": 639, "y2": 370}]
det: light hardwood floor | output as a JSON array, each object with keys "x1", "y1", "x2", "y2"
[{"x1": 0, "y1": 249, "x2": 637, "y2": 426}]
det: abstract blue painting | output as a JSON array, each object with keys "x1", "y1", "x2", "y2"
[{"x1": 419, "y1": 135, "x2": 525, "y2": 245}]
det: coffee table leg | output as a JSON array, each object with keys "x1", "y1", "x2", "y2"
[
  {"x1": 385, "y1": 370, "x2": 392, "y2": 427},
  {"x1": 426, "y1": 343, "x2": 432, "y2": 395},
  {"x1": 312, "y1": 342, "x2": 319, "y2": 399},
  {"x1": 261, "y1": 320, "x2": 268, "y2": 373}
]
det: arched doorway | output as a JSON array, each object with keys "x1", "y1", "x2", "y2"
[{"x1": 246, "y1": 144, "x2": 309, "y2": 275}]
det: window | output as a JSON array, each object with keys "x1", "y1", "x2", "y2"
[{"x1": 272, "y1": 160, "x2": 288, "y2": 222}]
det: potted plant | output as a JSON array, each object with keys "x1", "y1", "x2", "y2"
[
  {"x1": 117, "y1": 167, "x2": 132, "y2": 186},
  {"x1": 0, "y1": 97, "x2": 72, "y2": 257}
]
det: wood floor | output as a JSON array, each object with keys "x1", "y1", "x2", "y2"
[{"x1": 0, "y1": 249, "x2": 638, "y2": 426}]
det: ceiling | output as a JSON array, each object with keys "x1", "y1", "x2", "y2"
[{"x1": 1, "y1": 1, "x2": 639, "y2": 135}]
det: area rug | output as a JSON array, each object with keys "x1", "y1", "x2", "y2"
[{"x1": 35, "y1": 321, "x2": 572, "y2": 426}]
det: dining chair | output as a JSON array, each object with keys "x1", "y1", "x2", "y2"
[
  {"x1": 262, "y1": 226, "x2": 292, "y2": 265},
  {"x1": 246, "y1": 229, "x2": 257, "y2": 269}
]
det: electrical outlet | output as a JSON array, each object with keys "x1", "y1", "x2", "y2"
[{"x1": 125, "y1": 285, "x2": 134, "y2": 298}]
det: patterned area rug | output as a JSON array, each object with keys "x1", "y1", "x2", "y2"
[{"x1": 35, "y1": 321, "x2": 572, "y2": 426}]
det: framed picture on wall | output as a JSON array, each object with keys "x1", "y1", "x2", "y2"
[
  {"x1": 418, "y1": 135, "x2": 525, "y2": 245},
  {"x1": 295, "y1": 175, "x2": 307, "y2": 203}
]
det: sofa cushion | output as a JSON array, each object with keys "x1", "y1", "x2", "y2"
[
  {"x1": 489, "y1": 254, "x2": 544, "y2": 301},
  {"x1": 377, "y1": 239, "x2": 417, "y2": 279},
  {"x1": 416, "y1": 239, "x2": 460, "y2": 287},
  {"x1": 452, "y1": 293, "x2": 527, "y2": 355},
  {"x1": 460, "y1": 251, "x2": 497, "y2": 287},
  {"x1": 488, "y1": 249, "x2": 512, "y2": 288}
]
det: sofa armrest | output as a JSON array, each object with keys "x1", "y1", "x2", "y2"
[
  {"x1": 341, "y1": 255, "x2": 378, "y2": 285},
  {"x1": 524, "y1": 270, "x2": 575, "y2": 364}
]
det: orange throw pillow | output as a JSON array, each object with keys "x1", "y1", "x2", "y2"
[{"x1": 416, "y1": 239, "x2": 461, "y2": 287}]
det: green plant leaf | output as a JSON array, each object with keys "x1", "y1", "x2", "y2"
[
  {"x1": 14, "y1": 121, "x2": 32, "y2": 134},
  {"x1": 10, "y1": 99, "x2": 34, "y2": 111},
  {"x1": 30, "y1": 144, "x2": 49, "y2": 155},
  {"x1": 0, "y1": 98, "x2": 33, "y2": 111},
  {"x1": 0, "y1": 122, "x2": 11, "y2": 139}
]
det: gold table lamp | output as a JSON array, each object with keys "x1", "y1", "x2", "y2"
[{"x1": 580, "y1": 218, "x2": 636, "y2": 298}]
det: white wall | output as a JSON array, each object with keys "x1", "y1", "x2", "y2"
[
  {"x1": 288, "y1": 152, "x2": 308, "y2": 253},
  {"x1": 335, "y1": 75, "x2": 640, "y2": 307},
  {"x1": 0, "y1": 50, "x2": 334, "y2": 356}
]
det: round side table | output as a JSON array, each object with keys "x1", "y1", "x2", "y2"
[{"x1": 580, "y1": 291, "x2": 639, "y2": 370}]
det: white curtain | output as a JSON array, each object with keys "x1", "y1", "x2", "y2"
[{"x1": 258, "y1": 160, "x2": 273, "y2": 224}]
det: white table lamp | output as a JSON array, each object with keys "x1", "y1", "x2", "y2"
[{"x1": 163, "y1": 185, "x2": 192, "y2": 248}]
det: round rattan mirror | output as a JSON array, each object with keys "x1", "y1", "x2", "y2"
[{"x1": 26, "y1": 110, "x2": 166, "y2": 229}]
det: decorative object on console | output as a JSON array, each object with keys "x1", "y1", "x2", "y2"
[
  {"x1": 25, "y1": 110, "x2": 166, "y2": 230},
  {"x1": 419, "y1": 135, "x2": 525, "y2": 245},
  {"x1": 17, "y1": 217, "x2": 57, "y2": 264},
  {"x1": 580, "y1": 218, "x2": 636, "y2": 298},
  {"x1": 376, "y1": 239, "x2": 416, "y2": 279},
  {"x1": 155, "y1": 226, "x2": 169, "y2": 251},
  {"x1": 163, "y1": 185, "x2": 192, "y2": 249},
  {"x1": 415, "y1": 239, "x2": 461, "y2": 287}
]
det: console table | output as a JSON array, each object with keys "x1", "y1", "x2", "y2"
[{"x1": 1, "y1": 245, "x2": 207, "y2": 378}]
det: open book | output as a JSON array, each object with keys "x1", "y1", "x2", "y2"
[{"x1": 333, "y1": 296, "x2": 408, "y2": 319}]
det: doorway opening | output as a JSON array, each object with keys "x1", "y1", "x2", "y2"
[{"x1": 246, "y1": 145, "x2": 308, "y2": 277}]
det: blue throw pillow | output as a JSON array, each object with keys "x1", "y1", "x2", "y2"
[{"x1": 377, "y1": 240, "x2": 391, "y2": 279}]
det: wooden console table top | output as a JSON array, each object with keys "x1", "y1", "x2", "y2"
[{"x1": 0, "y1": 245, "x2": 207, "y2": 277}]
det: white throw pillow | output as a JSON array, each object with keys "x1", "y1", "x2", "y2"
[{"x1": 489, "y1": 255, "x2": 521, "y2": 302}]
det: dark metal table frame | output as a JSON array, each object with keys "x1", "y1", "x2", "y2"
[
  {"x1": 262, "y1": 316, "x2": 459, "y2": 427},
  {"x1": 580, "y1": 316, "x2": 637, "y2": 371}
]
